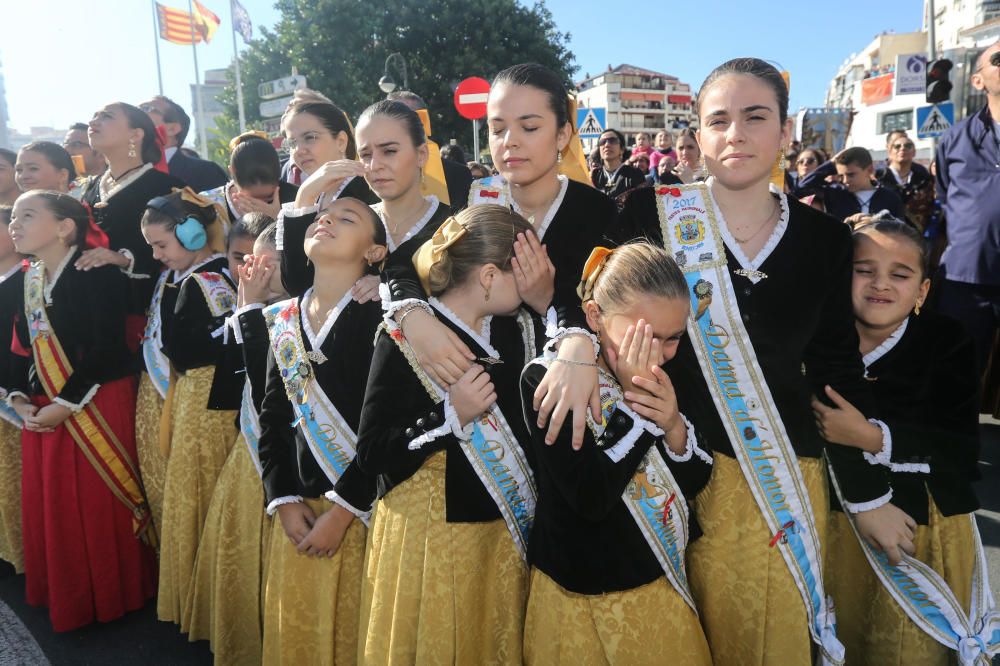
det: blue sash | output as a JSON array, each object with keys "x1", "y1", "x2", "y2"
[
  {"x1": 142, "y1": 271, "x2": 171, "y2": 399},
  {"x1": 239, "y1": 380, "x2": 263, "y2": 477},
  {"x1": 263, "y1": 298, "x2": 358, "y2": 485},
  {"x1": 657, "y1": 183, "x2": 843, "y2": 663}
]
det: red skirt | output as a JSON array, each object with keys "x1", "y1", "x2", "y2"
[{"x1": 21, "y1": 376, "x2": 157, "y2": 632}]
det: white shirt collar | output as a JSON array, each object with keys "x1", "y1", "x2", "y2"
[
  {"x1": 172, "y1": 253, "x2": 225, "y2": 283},
  {"x1": 508, "y1": 175, "x2": 568, "y2": 241},
  {"x1": 165, "y1": 146, "x2": 178, "y2": 163},
  {"x1": 0, "y1": 262, "x2": 21, "y2": 284},
  {"x1": 708, "y1": 178, "x2": 790, "y2": 284},
  {"x1": 41, "y1": 247, "x2": 78, "y2": 305},
  {"x1": 300, "y1": 286, "x2": 354, "y2": 351},
  {"x1": 429, "y1": 296, "x2": 497, "y2": 358},
  {"x1": 377, "y1": 195, "x2": 440, "y2": 253},
  {"x1": 863, "y1": 318, "x2": 909, "y2": 369}
]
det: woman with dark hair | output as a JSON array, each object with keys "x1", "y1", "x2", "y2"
[
  {"x1": 614, "y1": 57, "x2": 917, "y2": 664},
  {"x1": 0, "y1": 205, "x2": 24, "y2": 574},
  {"x1": 7, "y1": 190, "x2": 156, "y2": 631},
  {"x1": 0, "y1": 149, "x2": 20, "y2": 206},
  {"x1": 15, "y1": 142, "x2": 75, "y2": 194},
  {"x1": 276, "y1": 96, "x2": 378, "y2": 296},
  {"x1": 672, "y1": 128, "x2": 707, "y2": 183},
  {"x1": 389, "y1": 63, "x2": 616, "y2": 453},
  {"x1": 78, "y1": 102, "x2": 184, "y2": 342},
  {"x1": 202, "y1": 132, "x2": 298, "y2": 222}
]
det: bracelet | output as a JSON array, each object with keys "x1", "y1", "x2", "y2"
[
  {"x1": 397, "y1": 304, "x2": 431, "y2": 334},
  {"x1": 552, "y1": 358, "x2": 599, "y2": 368}
]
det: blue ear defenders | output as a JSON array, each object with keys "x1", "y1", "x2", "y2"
[{"x1": 146, "y1": 196, "x2": 208, "y2": 251}]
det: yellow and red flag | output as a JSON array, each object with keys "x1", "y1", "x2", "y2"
[
  {"x1": 192, "y1": 0, "x2": 221, "y2": 43},
  {"x1": 156, "y1": 2, "x2": 199, "y2": 44}
]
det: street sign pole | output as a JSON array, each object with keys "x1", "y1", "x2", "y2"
[{"x1": 472, "y1": 118, "x2": 479, "y2": 161}]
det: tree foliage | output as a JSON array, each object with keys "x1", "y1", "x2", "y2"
[{"x1": 210, "y1": 0, "x2": 576, "y2": 163}]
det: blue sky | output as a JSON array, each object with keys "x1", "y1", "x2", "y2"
[{"x1": 3, "y1": 0, "x2": 925, "y2": 138}]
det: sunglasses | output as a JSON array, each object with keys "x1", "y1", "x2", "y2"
[
  {"x1": 598, "y1": 136, "x2": 620, "y2": 146},
  {"x1": 139, "y1": 103, "x2": 164, "y2": 116},
  {"x1": 892, "y1": 142, "x2": 915, "y2": 150},
  {"x1": 797, "y1": 157, "x2": 817, "y2": 165}
]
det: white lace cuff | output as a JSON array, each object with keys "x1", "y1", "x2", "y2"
[
  {"x1": 117, "y1": 248, "x2": 138, "y2": 276},
  {"x1": 862, "y1": 419, "x2": 892, "y2": 466},
  {"x1": 324, "y1": 490, "x2": 371, "y2": 527},
  {"x1": 665, "y1": 413, "x2": 714, "y2": 465},
  {"x1": 266, "y1": 495, "x2": 304, "y2": 516},
  {"x1": 226, "y1": 302, "x2": 265, "y2": 345},
  {"x1": 4, "y1": 391, "x2": 29, "y2": 409},
  {"x1": 843, "y1": 489, "x2": 893, "y2": 514},
  {"x1": 382, "y1": 287, "x2": 432, "y2": 332},
  {"x1": 407, "y1": 395, "x2": 473, "y2": 451},
  {"x1": 54, "y1": 384, "x2": 100, "y2": 413},
  {"x1": 276, "y1": 202, "x2": 320, "y2": 250},
  {"x1": 603, "y1": 402, "x2": 661, "y2": 463}
]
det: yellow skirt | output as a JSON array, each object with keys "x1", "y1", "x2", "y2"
[
  {"x1": 360, "y1": 451, "x2": 527, "y2": 666},
  {"x1": 827, "y1": 498, "x2": 975, "y2": 666},
  {"x1": 185, "y1": 437, "x2": 270, "y2": 663},
  {"x1": 687, "y1": 453, "x2": 830, "y2": 666},
  {"x1": 156, "y1": 366, "x2": 237, "y2": 625},
  {"x1": 0, "y1": 418, "x2": 23, "y2": 573},
  {"x1": 262, "y1": 496, "x2": 365, "y2": 666},
  {"x1": 136, "y1": 372, "x2": 166, "y2": 538},
  {"x1": 524, "y1": 568, "x2": 712, "y2": 665}
]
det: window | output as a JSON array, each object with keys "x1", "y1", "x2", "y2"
[{"x1": 880, "y1": 109, "x2": 912, "y2": 134}]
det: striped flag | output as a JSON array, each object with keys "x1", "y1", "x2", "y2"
[
  {"x1": 231, "y1": 0, "x2": 253, "y2": 44},
  {"x1": 156, "y1": 2, "x2": 200, "y2": 45},
  {"x1": 192, "y1": 0, "x2": 221, "y2": 43}
]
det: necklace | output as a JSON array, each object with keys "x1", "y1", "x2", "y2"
[
  {"x1": 730, "y1": 197, "x2": 779, "y2": 244},
  {"x1": 382, "y1": 197, "x2": 431, "y2": 241},
  {"x1": 107, "y1": 163, "x2": 143, "y2": 187}
]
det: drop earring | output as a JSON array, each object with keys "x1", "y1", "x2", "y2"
[
  {"x1": 128, "y1": 139, "x2": 137, "y2": 159},
  {"x1": 484, "y1": 284, "x2": 491, "y2": 302},
  {"x1": 777, "y1": 147, "x2": 787, "y2": 172},
  {"x1": 557, "y1": 150, "x2": 563, "y2": 164},
  {"x1": 914, "y1": 302, "x2": 922, "y2": 315}
]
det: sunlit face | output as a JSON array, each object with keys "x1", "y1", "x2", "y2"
[
  {"x1": 657, "y1": 154, "x2": 676, "y2": 175},
  {"x1": 655, "y1": 131, "x2": 672, "y2": 150},
  {"x1": 586, "y1": 294, "x2": 689, "y2": 374},
  {"x1": 63, "y1": 129, "x2": 94, "y2": 158},
  {"x1": 304, "y1": 197, "x2": 386, "y2": 267},
  {"x1": 487, "y1": 82, "x2": 569, "y2": 187},
  {"x1": 9, "y1": 194, "x2": 73, "y2": 255},
  {"x1": 972, "y1": 42, "x2": 1000, "y2": 97},
  {"x1": 635, "y1": 133, "x2": 650, "y2": 148},
  {"x1": 696, "y1": 74, "x2": 790, "y2": 190},
  {"x1": 888, "y1": 137, "x2": 915, "y2": 165},
  {"x1": 139, "y1": 98, "x2": 182, "y2": 147},
  {"x1": 598, "y1": 131, "x2": 623, "y2": 163},
  {"x1": 0, "y1": 217, "x2": 17, "y2": 261},
  {"x1": 0, "y1": 159, "x2": 17, "y2": 197},
  {"x1": 227, "y1": 234, "x2": 255, "y2": 279},
  {"x1": 283, "y1": 111, "x2": 344, "y2": 177},
  {"x1": 852, "y1": 230, "x2": 929, "y2": 331},
  {"x1": 835, "y1": 162, "x2": 874, "y2": 193},
  {"x1": 796, "y1": 150, "x2": 820, "y2": 177},
  {"x1": 357, "y1": 115, "x2": 427, "y2": 201},
  {"x1": 251, "y1": 237, "x2": 286, "y2": 299},
  {"x1": 15, "y1": 150, "x2": 69, "y2": 192},
  {"x1": 142, "y1": 221, "x2": 199, "y2": 273},
  {"x1": 88, "y1": 104, "x2": 140, "y2": 155},
  {"x1": 676, "y1": 134, "x2": 699, "y2": 166},
  {"x1": 632, "y1": 155, "x2": 650, "y2": 172}
]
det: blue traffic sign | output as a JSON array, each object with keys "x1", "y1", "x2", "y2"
[
  {"x1": 577, "y1": 108, "x2": 606, "y2": 138},
  {"x1": 916, "y1": 103, "x2": 954, "y2": 139}
]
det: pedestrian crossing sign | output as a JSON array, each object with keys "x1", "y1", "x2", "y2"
[
  {"x1": 916, "y1": 103, "x2": 954, "y2": 139},
  {"x1": 577, "y1": 108, "x2": 606, "y2": 138}
]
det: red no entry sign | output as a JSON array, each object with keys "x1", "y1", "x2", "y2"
[{"x1": 454, "y1": 77, "x2": 491, "y2": 120}]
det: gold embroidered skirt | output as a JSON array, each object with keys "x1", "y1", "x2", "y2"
[
  {"x1": 524, "y1": 568, "x2": 712, "y2": 665},
  {"x1": 687, "y1": 453, "x2": 830, "y2": 666},
  {"x1": 262, "y1": 496, "x2": 365, "y2": 666},
  {"x1": 827, "y1": 497, "x2": 975, "y2": 666},
  {"x1": 135, "y1": 372, "x2": 166, "y2": 539},
  {"x1": 156, "y1": 366, "x2": 236, "y2": 626},
  {"x1": 185, "y1": 437, "x2": 270, "y2": 662},
  {"x1": 0, "y1": 418, "x2": 23, "y2": 572},
  {"x1": 360, "y1": 451, "x2": 527, "y2": 665}
]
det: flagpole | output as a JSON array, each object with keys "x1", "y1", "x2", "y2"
[
  {"x1": 151, "y1": 0, "x2": 164, "y2": 95},
  {"x1": 229, "y1": 0, "x2": 246, "y2": 133},
  {"x1": 187, "y1": 0, "x2": 208, "y2": 158}
]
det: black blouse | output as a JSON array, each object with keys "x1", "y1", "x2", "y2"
[
  {"x1": 616, "y1": 186, "x2": 888, "y2": 506},
  {"x1": 257, "y1": 296, "x2": 383, "y2": 503},
  {"x1": 355, "y1": 307, "x2": 543, "y2": 523},
  {"x1": 520, "y1": 362, "x2": 711, "y2": 594},
  {"x1": 0, "y1": 264, "x2": 24, "y2": 395},
  {"x1": 12, "y1": 251, "x2": 133, "y2": 405},
  {"x1": 857, "y1": 312, "x2": 980, "y2": 523},
  {"x1": 82, "y1": 168, "x2": 185, "y2": 314},
  {"x1": 278, "y1": 177, "x2": 380, "y2": 297}
]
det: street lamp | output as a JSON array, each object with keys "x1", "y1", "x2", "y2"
[{"x1": 379, "y1": 53, "x2": 409, "y2": 94}]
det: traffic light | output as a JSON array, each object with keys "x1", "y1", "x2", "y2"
[{"x1": 926, "y1": 59, "x2": 953, "y2": 104}]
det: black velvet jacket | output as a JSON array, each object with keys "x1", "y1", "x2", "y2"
[
  {"x1": 0, "y1": 264, "x2": 24, "y2": 396},
  {"x1": 852, "y1": 312, "x2": 980, "y2": 523},
  {"x1": 616, "y1": 186, "x2": 889, "y2": 506},
  {"x1": 11, "y1": 252, "x2": 133, "y2": 404},
  {"x1": 82, "y1": 168, "x2": 185, "y2": 314},
  {"x1": 520, "y1": 362, "x2": 711, "y2": 594},
  {"x1": 257, "y1": 296, "x2": 383, "y2": 503},
  {"x1": 355, "y1": 306, "x2": 543, "y2": 522}
]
